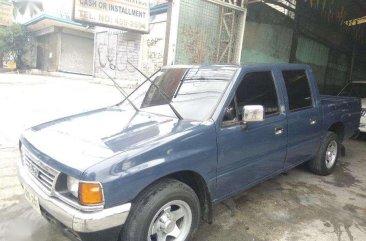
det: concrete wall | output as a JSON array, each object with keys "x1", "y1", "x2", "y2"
[
  {"x1": 241, "y1": 4, "x2": 293, "y2": 64},
  {"x1": 353, "y1": 56, "x2": 366, "y2": 82},
  {"x1": 321, "y1": 50, "x2": 349, "y2": 94},
  {"x1": 240, "y1": 3, "x2": 352, "y2": 94},
  {"x1": 140, "y1": 13, "x2": 167, "y2": 75},
  {"x1": 59, "y1": 31, "x2": 94, "y2": 75},
  {"x1": 295, "y1": 36, "x2": 330, "y2": 90},
  {"x1": 241, "y1": 22, "x2": 292, "y2": 64},
  {"x1": 94, "y1": 29, "x2": 141, "y2": 81}
]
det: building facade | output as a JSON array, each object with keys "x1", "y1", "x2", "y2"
[
  {"x1": 93, "y1": 2, "x2": 168, "y2": 83},
  {"x1": 25, "y1": 15, "x2": 94, "y2": 75}
]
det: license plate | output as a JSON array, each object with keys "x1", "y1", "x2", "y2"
[{"x1": 24, "y1": 187, "x2": 41, "y2": 215}]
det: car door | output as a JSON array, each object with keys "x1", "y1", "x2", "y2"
[
  {"x1": 280, "y1": 69, "x2": 322, "y2": 168},
  {"x1": 216, "y1": 71, "x2": 287, "y2": 199}
]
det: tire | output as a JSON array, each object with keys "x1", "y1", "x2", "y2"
[
  {"x1": 121, "y1": 179, "x2": 201, "y2": 241},
  {"x1": 308, "y1": 131, "x2": 339, "y2": 176}
]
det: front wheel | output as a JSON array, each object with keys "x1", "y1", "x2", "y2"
[
  {"x1": 308, "y1": 131, "x2": 339, "y2": 176},
  {"x1": 121, "y1": 179, "x2": 200, "y2": 241}
]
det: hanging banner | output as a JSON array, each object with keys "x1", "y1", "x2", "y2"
[{"x1": 73, "y1": 0, "x2": 150, "y2": 33}]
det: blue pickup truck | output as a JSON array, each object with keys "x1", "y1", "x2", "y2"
[{"x1": 18, "y1": 64, "x2": 361, "y2": 241}]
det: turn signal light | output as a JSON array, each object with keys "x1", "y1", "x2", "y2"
[{"x1": 79, "y1": 182, "x2": 104, "y2": 205}]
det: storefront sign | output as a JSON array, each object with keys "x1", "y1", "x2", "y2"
[
  {"x1": 0, "y1": 1, "x2": 13, "y2": 26},
  {"x1": 73, "y1": 0, "x2": 150, "y2": 33}
]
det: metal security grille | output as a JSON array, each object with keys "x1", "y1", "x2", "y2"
[
  {"x1": 175, "y1": 0, "x2": 246, "y2": 65},
  {"x1": 175, "y1": 0, "x2": 221, "y2": 65},
  {"x1": 216, "y1": 8, "x2": 237, "y2": 63},
  {"x1": 216, "y1": 4, "x2": 246, "y2": 64}
]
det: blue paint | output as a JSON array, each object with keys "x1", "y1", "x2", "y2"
[{"x1": 20, "y1": 64, "x2": 361, "y2": 209}]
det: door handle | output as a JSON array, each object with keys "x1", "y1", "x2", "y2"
[
  {"x1": 275, "y1": 127, "x2": 284, "y2": 135},
  {"x1": 309, "y1": 118, "x2": 317, "y2": 125}
]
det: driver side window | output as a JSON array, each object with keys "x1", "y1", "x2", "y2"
[{"x1": 223, "y1": 71, "x2": 280, "y2": 124}]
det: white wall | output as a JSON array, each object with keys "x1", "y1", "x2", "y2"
[{"x1": 93, "y1": 13, "x2": 167, "y2": 83}]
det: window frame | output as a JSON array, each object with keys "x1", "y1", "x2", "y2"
[
  {"x1": 221, "y1": 70, "x2": 281, "y2": 128},
  {"x1": 281, "y1": 69, "x2": 315, "y2": 113}
]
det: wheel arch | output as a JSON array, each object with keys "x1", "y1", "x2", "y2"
[
  {"x1": 133, "y1": 170, "x2": 213, "y2": 224},
  {"x1": 328, "y1": 122, "x2": 345, "y2": 142}
]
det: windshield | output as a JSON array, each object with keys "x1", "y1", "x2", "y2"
[
  {"x1": 120, "y1": 66, "x2": 239, "y2": 121},
  {"x1": 340, "y1": 83, "x2": 366, "y2": 98}
]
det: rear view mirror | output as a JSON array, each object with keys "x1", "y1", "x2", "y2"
[{"x1": 243, "y1": 105, "x2": 264, "y2": 122}]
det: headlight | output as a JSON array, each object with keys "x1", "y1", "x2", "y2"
[
  {"x1": 67, "y1": 176, "x2": 79, "y2": 198},
  {"x1": 65, "y1": 176, "x2": 104, "y2": 206},
  {"x1": 361, "y1": 108, "x2": 366, "y2": 117}
]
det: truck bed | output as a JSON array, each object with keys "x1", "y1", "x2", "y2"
[{"x1": 320, "y1": 95, "x2": 361, "y2": 140}]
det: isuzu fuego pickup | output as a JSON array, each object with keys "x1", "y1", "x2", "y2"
[{"x1": 18, "y1": 64, "x2": 361, "y2": 241}]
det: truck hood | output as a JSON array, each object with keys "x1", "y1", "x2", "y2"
[{"x1": 22, "y1": 107, "x2": 197, "y2": 176}]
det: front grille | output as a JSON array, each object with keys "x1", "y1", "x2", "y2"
[{"x1": 22, "y1": 147, "x2": 59, "y2": 195}]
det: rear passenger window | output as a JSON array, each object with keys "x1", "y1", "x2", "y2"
[{"x1": 282, "y1": 70, "x2": 313, "y2": 111}]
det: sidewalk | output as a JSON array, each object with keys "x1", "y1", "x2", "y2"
[{"x1": 6, "y1": 69, "x2": 140, "y2": 89}]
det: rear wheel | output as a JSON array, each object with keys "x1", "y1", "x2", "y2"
[
  {"x1": 121, "y1": 179, "x2": 200, "y2": 241},
  {"x1": 309, "y1": 131, "x2": 339, "y2": 176}
]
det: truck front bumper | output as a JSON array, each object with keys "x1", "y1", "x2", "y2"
[{"x1": 17, "y1": 162, "x2": 131, "y2": 234}]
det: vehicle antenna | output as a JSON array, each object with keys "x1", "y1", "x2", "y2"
[
  {"x1": 101, "y1": 69, "x2": 139, "y2": 112},
  {"x1": 337, "y1": 81, "x2": 352, "y2": 96}
]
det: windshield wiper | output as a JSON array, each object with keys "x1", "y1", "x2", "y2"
[
  {"x1": 101, "y1": 69, "x2": 139, "y2": 112},
  {"x1": 118, "y1": 68, "x2": 161, "y2": 106},
  {"x1": 127, "y1": 60, "x2": 183, "y2": 120}
]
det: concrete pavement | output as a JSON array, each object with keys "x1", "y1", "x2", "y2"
[{"x1": 0, "y1": 73, "x2": 365, "y2": 241}]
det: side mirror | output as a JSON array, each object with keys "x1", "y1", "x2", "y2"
[{"x1": 242, "y1": 105, "x2": 264, "y2": 122}]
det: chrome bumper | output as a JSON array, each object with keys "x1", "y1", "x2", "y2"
[{"x1": 17, "y1": 163, "x2": 131, "y2": 233}]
